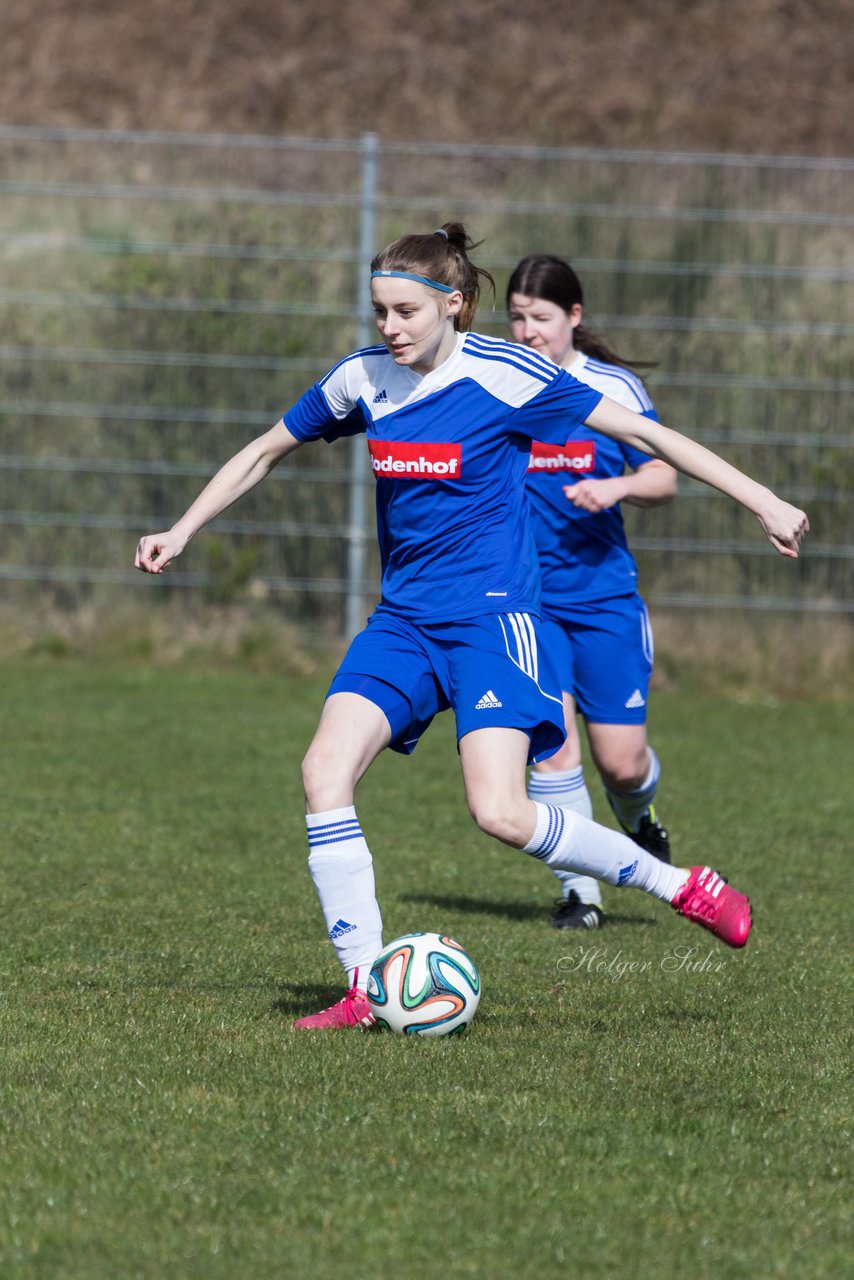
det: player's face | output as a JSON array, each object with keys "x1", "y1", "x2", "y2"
[
  {"x1": 371, "y1": 277, "x2": 463, "y2": 374},
  {"x1": 508, "y1": 293, "x2": 582, "y2": 367}
]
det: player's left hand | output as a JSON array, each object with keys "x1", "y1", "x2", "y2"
[
  {"x1": 757, "y1": 497, "x2": 810, "y2": 557},
  {"x1": 562, "y1": 477, "x2": 625, "y2": 512},
  {"x1": 135, "y1": 530, "x2": 188, "y2": 573}
]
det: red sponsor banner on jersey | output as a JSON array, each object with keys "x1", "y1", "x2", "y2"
[
  {"x1": 368, "y1": 439, "x2": 462, "y2": 480},
  {"x1": 527, "y1": 440, "x2": 596, "y2": 473}
]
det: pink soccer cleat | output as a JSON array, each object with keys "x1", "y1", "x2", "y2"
[
  {"x1": 671, "y1": 865, "x2": 752, "y2": 949},
  {"x1": 292, "y1": 986, "x2": 376, "y2": 1031}
]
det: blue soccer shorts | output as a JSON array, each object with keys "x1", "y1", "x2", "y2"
[
  {"x1": 540, "y1": 593, "x2": 654, "y2": 725},
  {"x1": 327, "y1": 609, "x2": 566, "y2": 765}
]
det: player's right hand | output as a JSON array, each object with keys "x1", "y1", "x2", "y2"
[{"x1": 135, "y1": 531, "x2": 187, "y2": 573}]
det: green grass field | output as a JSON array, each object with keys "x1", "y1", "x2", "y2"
[{"x1": 0, "y1": 658, "x2": 850, "y2": 1280}]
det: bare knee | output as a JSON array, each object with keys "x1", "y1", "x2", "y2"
[
  {"x1": 587, "y1": 725, "x2": 652, "y2": 794},
  {"x1": 459, "y1": 726, "x2": 536, "y2": 849},
  {"x1": 301, "y1": 692, "x2": 391, "y2": 813},
  {"x1": 535, "y1": 736, "x2": 581, "y2": 774},
  {"x1": 301, "y1": 740, "x2": 355, "y2": 812},
  {"x1": 467, "y1": 792, "x2": 533, "y2": 848},
  {"x1": 598, "y1": 747, "x2": 650, "y2": 793}
]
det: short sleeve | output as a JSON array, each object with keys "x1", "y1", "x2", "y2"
[
  {"x1": 284, "y1": 382, "x2": 368, "y2": 445},
  {"x1": 511, "y1": 368, "x2": 603, "y2": 443}
]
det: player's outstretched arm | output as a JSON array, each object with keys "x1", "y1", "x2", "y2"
[
  {"x1": 586, "y1": 397, "x2": 809, "y2": 558},
  {"x1": 135, "y1": 420, "x2": 302, "y2": 574}
]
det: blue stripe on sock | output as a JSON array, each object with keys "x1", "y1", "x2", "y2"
[
  {"x1": 528, "y1": 804, "x2": 565, "y2": 861},
  {"x1": 547, "y1": 805, "x2": 566, "y2": 855},
  {"x1": 529, "y1": 775, "x2": 585, "y2": 796},
  {"x1": 307, "y1": 820, "x2": 363, "y2": 847}
]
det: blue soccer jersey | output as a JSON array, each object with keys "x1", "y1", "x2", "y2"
[
  {"x1": 284, "y1": 332, "x2": 603, "y2": 623},
  {"x1": 524, "y1": 351, "x2": 659, "y2": 608}
]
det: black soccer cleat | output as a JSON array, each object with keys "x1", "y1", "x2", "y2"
[
  {"x1": 550, "y1": 891, "x2": 605, "y2": 931},
  {"x1": 626, "y1": 807, "x2": 671, "y2": 863}
]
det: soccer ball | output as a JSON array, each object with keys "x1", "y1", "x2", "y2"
[{"x1": 367, "y1": 932, "x2": 481, "y2": 1036}]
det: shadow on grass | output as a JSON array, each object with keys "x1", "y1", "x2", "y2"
[
  {"x1": 657, "y1": 1007, "x2": 720, "y2": 1022},
  {"x1": 590, "y1": 913, "x2": 659, "y2": 927},
  {"x1": 272, "y1": 982, "x2": 348, "y2": 1018},
  {"x1": 400, "y1": 891, "x2": 658, "y2": 928}
]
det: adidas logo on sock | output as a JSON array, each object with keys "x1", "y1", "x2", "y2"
[
  {"x1": 372, "y1": 389, "x2": 389, "y2": 404},
  {"x1": 329, "y1": 918, "x2": 357, "y2": 939},
  {"x1": 475, "y1": 689, "x2": 503, "y2": 709},
  {"x1": 625, "y1": 689, "x2": 645, "y2": 709},
  {"x1": 617, "y1": 859, "x2": 639, "y2": 885}
]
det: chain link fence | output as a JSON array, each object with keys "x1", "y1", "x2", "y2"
[{"x1": 1, "y1": 125, "x2": 852, "y2": 635}]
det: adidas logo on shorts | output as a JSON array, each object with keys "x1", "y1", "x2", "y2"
[
  {"x1": 625, "y1": 689, "x2": 645, "y2": 709},
  {"x1": 475, "y1": 689, "x2": 503, "y2": 709}
]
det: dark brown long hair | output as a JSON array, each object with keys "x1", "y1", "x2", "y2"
[
  {"x1": 372, "y1": 222, "x2": 495, "y2": 332},
  {"x1": 506, "y1": 254, "x2": 655, "y2": 373}
]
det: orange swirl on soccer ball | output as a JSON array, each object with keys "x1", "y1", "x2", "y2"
[{"x1": 414, "y1": 994, "x2": 465, "y2": 1021}]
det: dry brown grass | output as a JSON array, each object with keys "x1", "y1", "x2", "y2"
[
  {"x1": 651, "y1": 608, "x2": 853, "y2": 701},
  {"x1": 1, "y1": 600, "x2": 850, "y2": 700},
  {"x1": 0, "y1": 600, "x2": 337, "y2": 676},
  {"x1": 4, "y1": 0, "x2": 852, "y2": 155}
]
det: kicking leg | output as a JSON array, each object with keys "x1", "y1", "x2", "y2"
[{"x1": 460, "y1": 727, "x2": 750, "y2": 948}]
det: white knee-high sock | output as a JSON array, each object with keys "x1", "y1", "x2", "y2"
[
  {"x1": 522, "y1": 802, "x2": 686, "y2": 902},
  {"x1": 528, "y1": 768, "x2": 602, "y2": 906},
  {"x1": 605, "y1": 747, "x2": 661, "y2": 833},
  {"x1": 306, "y1": 807, "x2": 383, "y2": 990}
]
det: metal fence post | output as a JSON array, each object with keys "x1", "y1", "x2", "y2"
[{"x1": 344, "y1": 132, "x2": 380, "y2": 639}]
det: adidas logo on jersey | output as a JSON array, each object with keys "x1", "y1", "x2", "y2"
[
  {"x1": 475, "y1": 689, "x2": 503, "y2": 709},
  {"x1": 625, "y1": 689, "x2": 646, "y2": 709},
  {"x1": 372, "y1": 389, "x2": 389, "y2": 404},
  {"x1": 329, "y1": 918, "x2": 357, "y2": 939}
]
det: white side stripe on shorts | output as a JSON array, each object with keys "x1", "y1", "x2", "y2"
[
  {"x1": 502, "y1": 612, "x2": 539, "y2": 685},
  {"x1": 640, "y1": 601, "x2": 654, "y2": 666}
]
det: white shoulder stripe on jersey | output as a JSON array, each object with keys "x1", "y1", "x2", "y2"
[
  {"x1": 319, "y1": 344, "x2": 389, "y2": 389},
  {"x1": 583, "y1": 358, "x2": 655, "y2": 412},
  {"x1": 465, "y1": 332, "x2": 558, "y2": 381},
  {"x1": 464, "y1": 338, "x2": 556, "y2": 385}
]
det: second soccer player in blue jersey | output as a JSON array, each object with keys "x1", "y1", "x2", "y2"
[{"x1": 509, "y1": 254, "x2": 677, "y2": 931}]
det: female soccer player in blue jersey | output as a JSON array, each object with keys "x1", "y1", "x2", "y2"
[
  {"x1": 508, "y1": 254, "x2": 677, "y2": 931},
  {"x1": 136, "y1": 224, "x2": 808, "y2": 1030}
]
